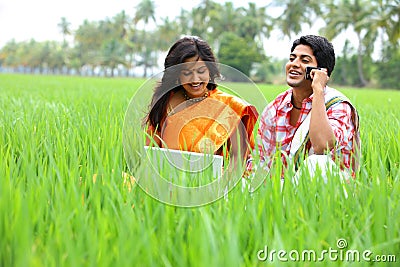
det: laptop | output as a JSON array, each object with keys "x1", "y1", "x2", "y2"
[{"x1": 143, "y1": 146, "x2": 224, "y2": 181}]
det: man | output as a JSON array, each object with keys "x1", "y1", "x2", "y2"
[{"x1": 257, "y1": 35, "x2": 360, "y2": 181}]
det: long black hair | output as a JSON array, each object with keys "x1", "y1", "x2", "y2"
[
  {"x1": 145, "y1": 36, "x2": 221, "y2": 130},
  {"x1": 291, "y1": 35, "x2": 336, "y2": 76}
]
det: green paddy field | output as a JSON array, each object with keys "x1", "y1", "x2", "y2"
[{"x1": 1, "y1": 74, "x2": 399, "y2": 266}]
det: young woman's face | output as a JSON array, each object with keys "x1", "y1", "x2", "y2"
[{"x1": 179, "y1": 56, "x2": 210, "y2": 99}]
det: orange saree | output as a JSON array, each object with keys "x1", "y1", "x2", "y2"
[{"x1": 155, "y1": 88, "x2": 258, "y2": 155}]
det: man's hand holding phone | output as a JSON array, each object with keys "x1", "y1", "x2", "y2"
[
  {"x1": 306, "y1": 66, "x2": 329, "y2": 94},
  {"x1": 305, "y1": 66, "x2": 321, "y2": 80}
]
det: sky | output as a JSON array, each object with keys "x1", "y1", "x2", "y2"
[{"x1": 0, "y1": 0, "x2": 351, "y2": 60}]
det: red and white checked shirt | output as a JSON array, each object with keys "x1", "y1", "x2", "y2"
[{"x1": 257, "y1": 86, "x2": 357, "y2": 172}]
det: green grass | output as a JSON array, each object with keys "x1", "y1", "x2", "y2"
[{"x1": 1, "y1": 74, "x2": 399, "y2": 266}]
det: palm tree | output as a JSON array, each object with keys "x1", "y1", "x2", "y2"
[
  {"x1": 183, "y1": 0, "x2": 221, "y2": 43},
  {"x1": 374, "y1": 0, "x2": 400, "y2": 47},
  {"x1": 75, "y1": 20, "x2": 104, "y2": 73},
  {"x1": 47, "y1": 41, "x2": 64, "y2": 74},
  {"x1": 110, "y1": 11, "x2": 133, "y2": 76},
  {"x1": 155, "y1": 17, "x2": 181, "y2": 51},
  {"x1": 57, "y1": 17, "x2": 71, "y2": 46},
  {"x1": 101, "y1": 39, "x2": 128, "y2": 77},
  {"x1": 134, "y1": 0, "x2": 156, "y2": 77},
  {"x1": 321, "y1": 0, "x2": 378, "y2": 87},
  {"x1": 209, "y1": 2, "x2": 238, "y2": 40},
  {"x1": 177, "y1": 9, "x2": 190, "y2": 35},
  {"x1": 0, "y1": 40, "x2": 18, "y2": 71},
  {"x1": 57, "y1": 17, "x2": 72, "y2": 73},
  {"x1": 187, "y1": 7, "x2": 209, "y2": 39},
  {"x1": 113, "y1": 10, "x2": 131, "y2": 39},
  {"x1": 134, "y1": 0, "x2": 156, "y2": 26},
  {"x1": 237, "y1": 3, "x2": 273, "y2": 43},
  {"x1": 273, "y1": 0, "x2": 322, "y2": 39}
]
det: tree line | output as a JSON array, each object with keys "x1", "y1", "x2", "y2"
[{"x1": 0, "y1": 0, "x2": 399, "y2": 88}]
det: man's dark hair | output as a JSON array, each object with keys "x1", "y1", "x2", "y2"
[{"x1": 291, "y1": 35, "x2": 335, "y2": 76}]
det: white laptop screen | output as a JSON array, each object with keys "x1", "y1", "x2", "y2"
[{"x1": 143, "y1": 146, "x2": 224, "y2": 183}]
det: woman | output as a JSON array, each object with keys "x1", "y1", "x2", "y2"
[{"x1": 144, "y1": 36, "x2": 258, "y2": 161}]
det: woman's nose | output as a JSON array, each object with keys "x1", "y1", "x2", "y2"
[{"x1": 192, "y1": 71, "x2": 201, "y2": 81}]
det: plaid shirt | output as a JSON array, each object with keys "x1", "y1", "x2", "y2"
[{"x1": 257, "y1": 87, "x2": 356, "y2": 172}]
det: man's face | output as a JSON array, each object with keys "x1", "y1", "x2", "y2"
[{"x1": 285, "y1": 44, "x2": 318, "y2": 88}]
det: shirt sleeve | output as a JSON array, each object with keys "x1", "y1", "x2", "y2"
[
  {"x1": 244, "y1": 105, "x2": 274, "y2": 177},
  {"x1": 257, "y1": 105, "x2": 276, "y2": 164},
  {"x1": 327, "y1": 102, "x2": 355, "y2": 151}
]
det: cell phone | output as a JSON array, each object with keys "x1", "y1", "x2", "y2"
[{"x1": 305, "y1": 66, "x2": 321, "y2": 80}]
